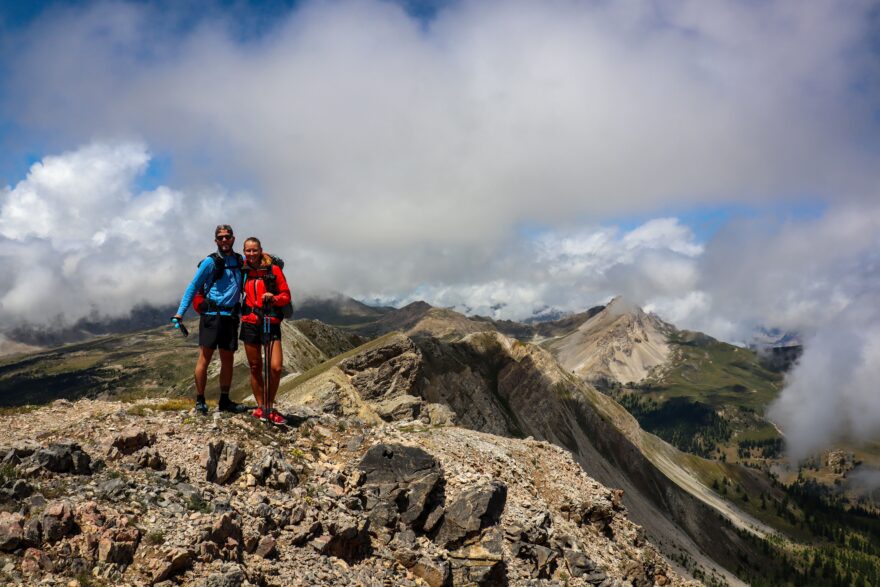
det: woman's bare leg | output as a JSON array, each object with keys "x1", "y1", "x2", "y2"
[
  {"x1": 244, "y1": 343, "x2": 263, "y2": 407},
  {"x1": 269, "y1": 340, "x2": 283, "y2": 407}
]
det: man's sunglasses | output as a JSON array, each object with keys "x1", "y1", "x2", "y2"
[{"x1": 215, "y1": 235, "x2": 234, "y2": 241}]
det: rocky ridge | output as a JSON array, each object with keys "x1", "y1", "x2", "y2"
[
  {"x1": 280, "y1": 327, "x2": 780, "y2": 585},
  {"x1": 0, "y1": 398, "x2": 692, "y2": 586}
]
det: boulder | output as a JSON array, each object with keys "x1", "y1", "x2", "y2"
[
  {"x1": 41, "y1": 500, "x2": 75, "y2": 543},
  {"x1": 204, "y1": 567, "x2": 246, "y2": 587},
  {"x1": 28, "y1": 441, "x2": 92, "y2": 475},
  {"x1": 204, "y1": 513, "x2": 243, "y2": 546},
  {"x1": 564, "y1": 549, "x2": 606, "y2": 582},
  {"x1": 111, "y1": 427, "x2": 155, "y2": 455},
  {"x1": 0, "y1": 441, "x2": 38, "y2": 466},
  {"x1": 23, "y1": 517, "x2": 42, "y2": 546},
  {"x1": 21, "y1": 547, "x2": 53, "y2": 575},
  {"x1": 150, "y1": 548, "x2": 193, "y2": 583},
  {"x1": 248, "y1": 449, "x2": 297, "y2": 490},
  {"x1": 0, "y1": 478, "x2": 32, "y2": 502},
  {"x1": 200, "y1": 513, "x2": 243, "y2": 562},
  {"x1": 434, "y1": 481, "x2": 507, "y2": 549},
  {"x1": 202, "y1": 441, "x2": 245, "y2": 485},
  {"x1": 410, "y1": 556, "x2": 452, "y2": 587},
  {"x1": 358, "y1": 443, "x2": 443, "y2": 531},
  {"x1": 375, "y1": 394, "x2": 423, "y2": 422},
  {"x1": 97, "y1": 525, "x2": 141, "y2": 565},
  {"x1": 313, "y1": 512, "x2": 370, "y2": 562},
  {"x1": 0, "y1": 511, "x2": 24, "y2": 551},
  {"x1": 136, "y1": 448, "x2": 166, "y2": 471},
  {"x1": 254, "y1": 536, "x2": 276, "y2": 559},
  {"x1": 97, "y1": 478, "x2": 128, "y2": 501}
]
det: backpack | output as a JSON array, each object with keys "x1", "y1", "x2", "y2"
[
  {"x1": 191, "y1": 252, "x2": 244, "y2": 314},
  {"x1": 245, "y1": 255, "x2": 294, "y2": 320}
]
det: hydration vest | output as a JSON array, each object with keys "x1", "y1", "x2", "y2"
[{"x1": 191, "y1": 252, "x2": 244, "y2": 315}]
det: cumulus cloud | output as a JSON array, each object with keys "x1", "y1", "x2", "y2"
[
  {"x1": 4, "y1": 0, "x2": 879, "y2": 253},
  {"x1": 372, "y1": 217, "x2": 705, "y2": 319},
  {"x1": 0, "y1": 143, "x2": 253, "y2": 326}
]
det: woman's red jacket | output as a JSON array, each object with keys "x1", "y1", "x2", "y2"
[{"x1": 241, "y1": 255, "x2": 291, "y2": 325}]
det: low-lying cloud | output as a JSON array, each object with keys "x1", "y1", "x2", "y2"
[{"x1": 768, "y1": 297, "x2": 880, "y2": 462}]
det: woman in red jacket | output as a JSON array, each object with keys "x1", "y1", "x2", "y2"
[{"x1": 239, "y1": 237, "x2": 292, "y2": 424}]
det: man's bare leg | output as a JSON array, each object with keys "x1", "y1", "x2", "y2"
[
  {"x1": 194, "y1": 346, "x2": 215, "y2": 396},
  {"x1": 217, "y1": 349, "x2": 244, "y2": 412}
]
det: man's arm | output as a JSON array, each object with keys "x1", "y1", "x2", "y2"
[{"x1": 174, "y1": 258, "x2": 214, "y2": 319}]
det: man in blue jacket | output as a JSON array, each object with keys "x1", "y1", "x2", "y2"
[{"x1": 172, "y1": 224, "x2": 246, "y2": 414}]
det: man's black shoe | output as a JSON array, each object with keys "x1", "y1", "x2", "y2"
[
  {"x1": 194, "y1": 399, "x2": 209, "y2": 415},
  {"x1": 218, "y1": 399, "x2": 248, "y2": 414}
]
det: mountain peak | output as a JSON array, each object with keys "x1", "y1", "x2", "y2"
[
  {"x1": 602, "y1": 296, "x2": 647, "y2": 318},
  {"x1": 400, "y1": 300, "x2": 433, "y2": 312},
  {"x1": 545, "y1": 296, "x2": 673, "y2": 385}
]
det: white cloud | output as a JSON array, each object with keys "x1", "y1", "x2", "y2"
[
  {"x1": 4, "y1": 0, "x2": 878, "y2": 257},
  {"x1": 0, "y1": 143, "x2": 253, "y2": 326},
  {"x1": 768, "y1": 297, "x2": 880, "y2": 461}
]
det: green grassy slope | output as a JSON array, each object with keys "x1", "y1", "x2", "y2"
[
  {"x1": 610, "y1": 330, "x2": 784, "y2": 458},
  {"x1": 0, "y1": 321, "x2": 198, "y2": 406}
]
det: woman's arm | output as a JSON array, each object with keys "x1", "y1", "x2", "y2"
[{"x1": 271, "y1": 265, "x2": 292, "y2": 307}]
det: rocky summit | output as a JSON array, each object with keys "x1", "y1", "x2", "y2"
[{"x1": 0, "y1": 398, "x2": 693, "y2": 586}]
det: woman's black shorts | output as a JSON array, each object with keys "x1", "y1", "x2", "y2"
[
  {"x1": 240, "y1": 321, "x2": 282, "y2": 345},
  {"x1": 198, "y1": 314, "x2": 240, "y2": 351}
]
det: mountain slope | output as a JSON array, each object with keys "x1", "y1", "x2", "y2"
[
  {"x1": 0, "y1": 319, "x2": 364, "y2": 407},
  {"x1": 293, "y1": 292, "x2": 391, "y2": 325},
  {"x1": 353, "y1": 301, "x2": 495, "y2": 340},
  {"x1": 276, "y1": 326, "x2": 792, "y2": 585}
]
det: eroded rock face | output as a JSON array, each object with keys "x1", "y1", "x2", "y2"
[{"x1": 340, "y1": 338, "x2": 423, "y2": 401}]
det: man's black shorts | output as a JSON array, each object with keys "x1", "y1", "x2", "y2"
[
  {"x1": 199, "y1": 314, "x2": 240, "y2": 351},
  {"x1": 240, "y1": 321, "x2": 282, "y2": 345}
]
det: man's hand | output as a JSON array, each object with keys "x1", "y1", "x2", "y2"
[
  {"x1": 170, "y1": 315, "x2": 189, "y2": 337},
  {"x1": 262, "y1": 292, "x2": 275, "y2": 306}
]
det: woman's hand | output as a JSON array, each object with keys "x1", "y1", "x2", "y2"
[{"x1": 262, "y1": 292, "x2": 275, "y2": 306}]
